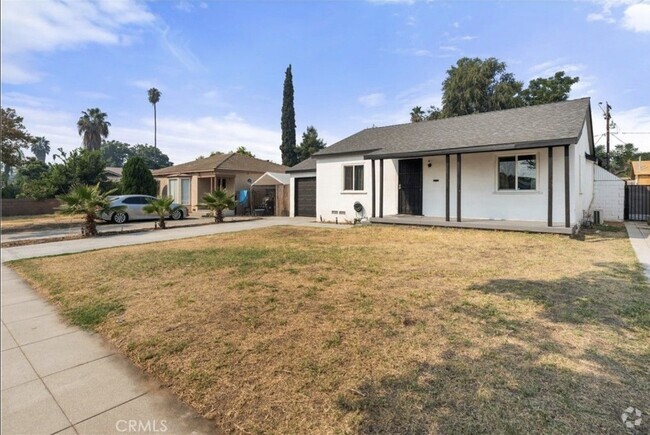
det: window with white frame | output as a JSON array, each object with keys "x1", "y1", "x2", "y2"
[
  {"x1": 180, "y1": 178, "x2": 191, "y2": 205},
  {"x1": 168, "y1": 178, "x2": 191, "y2": 204},
  {"x1": 497, "y1": 154, "x2": 537, "y2": 190},
  {"x1": 168, "y1": 179, "x2": 178, "y2": 201},
  {"x1": 343, "y1": 165, "x2": 364, "y2": 191}
]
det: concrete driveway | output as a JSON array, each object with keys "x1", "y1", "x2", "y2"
[
  {"x1": 1, "y1": 217, "x2": 347, "y2": 262},
  {"x1": 2, "y1": 215, "x2": 223, "y2": 244},
  {"x1": 1, "y1": 217, "x2": 349, "y2": 434}
]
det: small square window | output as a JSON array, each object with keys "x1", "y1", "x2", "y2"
[
  {"x1": 498, "y1": 155, "x2": 536, "y2": 191},
  {"x1": 343, "y1": 165, "x2": 364, "y2": 191}
]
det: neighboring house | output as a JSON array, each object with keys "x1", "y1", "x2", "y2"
[
  {"x1": 251, "y1": 172, "x2": 291, "y2": 216},
  {"x1": 152, "y1": 153, "x2": 287, "y2": 213},
  {"x1": 292, "y1": 98, "x2": 621, "y2": 232},
  {"x1": 286, "y1": 158, "x2": 316, "y2": 217},
  {"x1": 105, "y1": 167, "x2": 123, "y2": 182},
  {"x1": 630, "y1": 161, "x2": 650, "y2": 185}
]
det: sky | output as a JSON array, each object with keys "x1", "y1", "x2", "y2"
[{"x1": 1, "y1": 0, "x2": 649, "y2": 166}]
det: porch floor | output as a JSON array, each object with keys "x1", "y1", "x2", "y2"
[{"x1": 370, "y1": 215, "x2": 573, "y2": 235}]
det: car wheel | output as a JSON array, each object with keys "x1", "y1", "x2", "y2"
[
  {"x1": 112, "y1": 211, "x2": 128, "y2": 224},
  {"x1": 171, "y1": 209, "x2": 183, "y2": 220}
]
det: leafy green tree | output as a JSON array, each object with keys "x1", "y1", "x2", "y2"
[
  {"x1": 410, "y1": 58, "x2": 580, "y2": 122},
  {"x1": 596, "y1": 143, "x2": 639, "y2": 177},
  {"x1": 280, "y1": 65, "x2": 298, "y2": 166},
  {"x1": 121, "y1": 156, "x2": 157, "y2": 195},
  {"x1": 234, "y1": 146, "x2": 255, "y2": 157},
  {"x1": 77, "y1": 108, "x2": 110, "y2": 151},
  {"x1": 148, "y1": 88, "x2": 162, "y2": 148},
  {"x1": 1, "y1": 107, "x2": 33, "y2": 176},
  {"x1": 143, "y1": 196, "x2": 177, "y2": 229},
  {"x1": 202, "y1": 189, "x2": 235, "y2": 223},
  {"x1": 441, "y1": 57, "x2": 524, "y2": 117},
  {"x1": 521, "y1": 71, "x2": 580, "y2": 106},
  {"x1": 131, "y1": 144, "x2": 172, "y2": 169},
  {"x1": 31, "y1": 137, "x2": 50, "y2": 162},
  {"x1": 297, "y1": 126, "x2": 326, "y2": 162},
  {"x1": 18, "y1": 159, "x2": 56, "y2": 200},
  {"x1": 101, "y1": 140, "x2": 133, "y2": 166},
  {"x1": 57, "y1": 184, "x2": 121, "y2": 236},
  {"x1": 410, "y1": 105, "x2": 443, "y2": 123}
]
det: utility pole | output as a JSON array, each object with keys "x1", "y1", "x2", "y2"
[{"x1": 605, "y1": 102, "x2": 612, "y2": 170}]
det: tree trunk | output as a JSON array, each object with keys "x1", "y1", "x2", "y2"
[
  {"x1": 216, "y1": 208, "x2": 223, "y2": 223},
  {"x1": 84, "y1": 214, "x2": 97, "y2": 237},
  {"x1": 159, "y1": 215, "x2": 166, "y2": 229},
  {"x1": 154, "y1": 104, "x2": 157, "y2": 149}
]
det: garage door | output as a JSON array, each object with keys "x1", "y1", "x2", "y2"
[{"x1": 295, "y1": 177, "x2": 316, "y2": 217}]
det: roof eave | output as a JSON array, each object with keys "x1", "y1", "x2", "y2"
[{"x1": 363, "y1": 138, "x2": 578, "y2": 159}]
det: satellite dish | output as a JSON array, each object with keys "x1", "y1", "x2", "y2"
[
  {"x1": 247, "y1": 178, "x2": 252, "y2": 184},
  {"x1": 353, "y1": 202, "x2": 364, "y2": 213}
]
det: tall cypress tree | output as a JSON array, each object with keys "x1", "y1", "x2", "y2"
[
  {"x1": 280, "y1": 65, "x2": 298, "y2": 166},
  {"x1": 121, "y1": 156, "x2": 157, "y2": 196}
]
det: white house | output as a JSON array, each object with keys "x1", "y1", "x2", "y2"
[{"x1": 290, "y1": 98, "x2": 622, "y2": 233}]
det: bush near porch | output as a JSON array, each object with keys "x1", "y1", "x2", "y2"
[{"x1": 8, "y1": 226, "x2": 649, "y2": 434}]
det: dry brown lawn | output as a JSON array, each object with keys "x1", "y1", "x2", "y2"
[{"x1": 8, "y1": 226, "x2": 650, "y2": 434}]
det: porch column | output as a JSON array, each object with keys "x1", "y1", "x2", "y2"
[
  {"x1": 456, "y1": 153, "x2": 461, "y2": 222},
  {"x1": 445, "y1": 154, "x2": 450, "y2": 221},
  {"x1": 547, "y1": 146, "x2": 553, "y2": 227},
  {"x1": 564, "y1": 145, "x2": 570, "y2": 228},
  {"x1": 379, "y1": 159, "x2": 384, "y2": 218},
  {"x1": 371, "y1": 159, "x2": 376, "y2": 218}
]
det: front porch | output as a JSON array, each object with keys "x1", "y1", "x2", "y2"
[{"x1": 370, "y1": 215, "x2": 573, "y2": 235}]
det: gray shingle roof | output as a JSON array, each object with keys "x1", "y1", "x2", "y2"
[
  {"x1": 286, "y1": 157, "x2": 316, "y2": 173},
  {"x1": 315, "y1": 98, "x2": 591, "y2": 158},
  {"x1": 152, "y1": 153, "x2": 287, "y2": 176}
]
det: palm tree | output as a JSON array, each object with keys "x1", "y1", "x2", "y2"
[
  {"x1": 30, "y1": 137, "x2": 51, "y2": 162},
  {"x1": 57, "y1": 184, "x2": 120, "y2": 236},
  {"x1": 77, "y1": 108, "x2": 110, "y2": 151},
  {"x1": 202, "y1": 189, "x2": 235, "y2": 223},
  {"x1": 148, "y1": 88, "x2": 161, "y2": 148},
  {"x1": 142, "y1": 196, "x2": 177, "y2": 229}
]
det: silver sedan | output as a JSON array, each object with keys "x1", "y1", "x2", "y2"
[{"x1": 101, "y1": 195, "x2": 189, "y2": 224}]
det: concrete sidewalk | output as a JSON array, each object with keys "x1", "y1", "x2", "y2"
[
  {"x1": 1, "y1": 217, "x2": 349, "y2": 434},
  {"x1": 1, "y1": 266, "x2": 216, "y2": 434},
  {"x1": 625, "y1": 221, "x2": 650, "y2": 282}
]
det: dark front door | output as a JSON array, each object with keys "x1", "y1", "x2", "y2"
[{"x1": 398, "y1": 159, "x2": 423, "y2": 215}]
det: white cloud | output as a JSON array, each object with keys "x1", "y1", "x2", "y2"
[
  {"x1": 1, "y1": 63, "x2": 42, "y2": 85},
  {"x1": 622, "y1": 3, "x2": 650, "y2": 32},
  {"x1": 358, "y1": 93, "x2": 386, "y2": 108},
  {"x1": 1, "y1": 0, "x2": 154, "y2": 84},
  {"x1": 130, "y1": 80, "x2": 159, "y2": 90},
  {"x1": 529, "y1": 59, "x2": 584, "y2": 77},
  {"x1": 452, "y1": 21, "x2": 460, "y2": 28},
  {"x1": 439, "y1": 45, "x2": 459, "y2": 52},
  {"x1": 4, "y1": 91, "x2": 283, "y2": 164},
  {"x1": 586, "y1": 0, "x2": 650, "y2": 32}
]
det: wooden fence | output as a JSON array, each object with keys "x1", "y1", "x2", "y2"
[{"x1": 1, "y1": 198, "x2": 61, "y2": 217}]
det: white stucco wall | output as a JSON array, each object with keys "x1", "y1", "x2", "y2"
[
  {"x1": 591, "y1": 166, "x2": 625, "y2": 222},
  {"x1": 315, "y1": 155, "x2": 372, "y2": 223},
  {"x1": 289, "y1": 171, "x2": 316, "y2": 217},
  {"x1": 317, "y1": 146, "x2": 590, "y2": 225}
]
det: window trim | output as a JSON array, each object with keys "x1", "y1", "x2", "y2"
[
  {"x1": 495, "y1": 152, "x2": 539, "y2": 193},
  {"x1": 342, "y1": 164, "x2": 365, "y2": 193}
]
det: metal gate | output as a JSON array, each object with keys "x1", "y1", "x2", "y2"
[{"x1": 625, "y1": 185, "x2": 650, "y2": 221}]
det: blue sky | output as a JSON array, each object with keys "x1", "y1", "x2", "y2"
[{"x1": 2, "y1": 0, "x2": 649, "y2": 165}]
